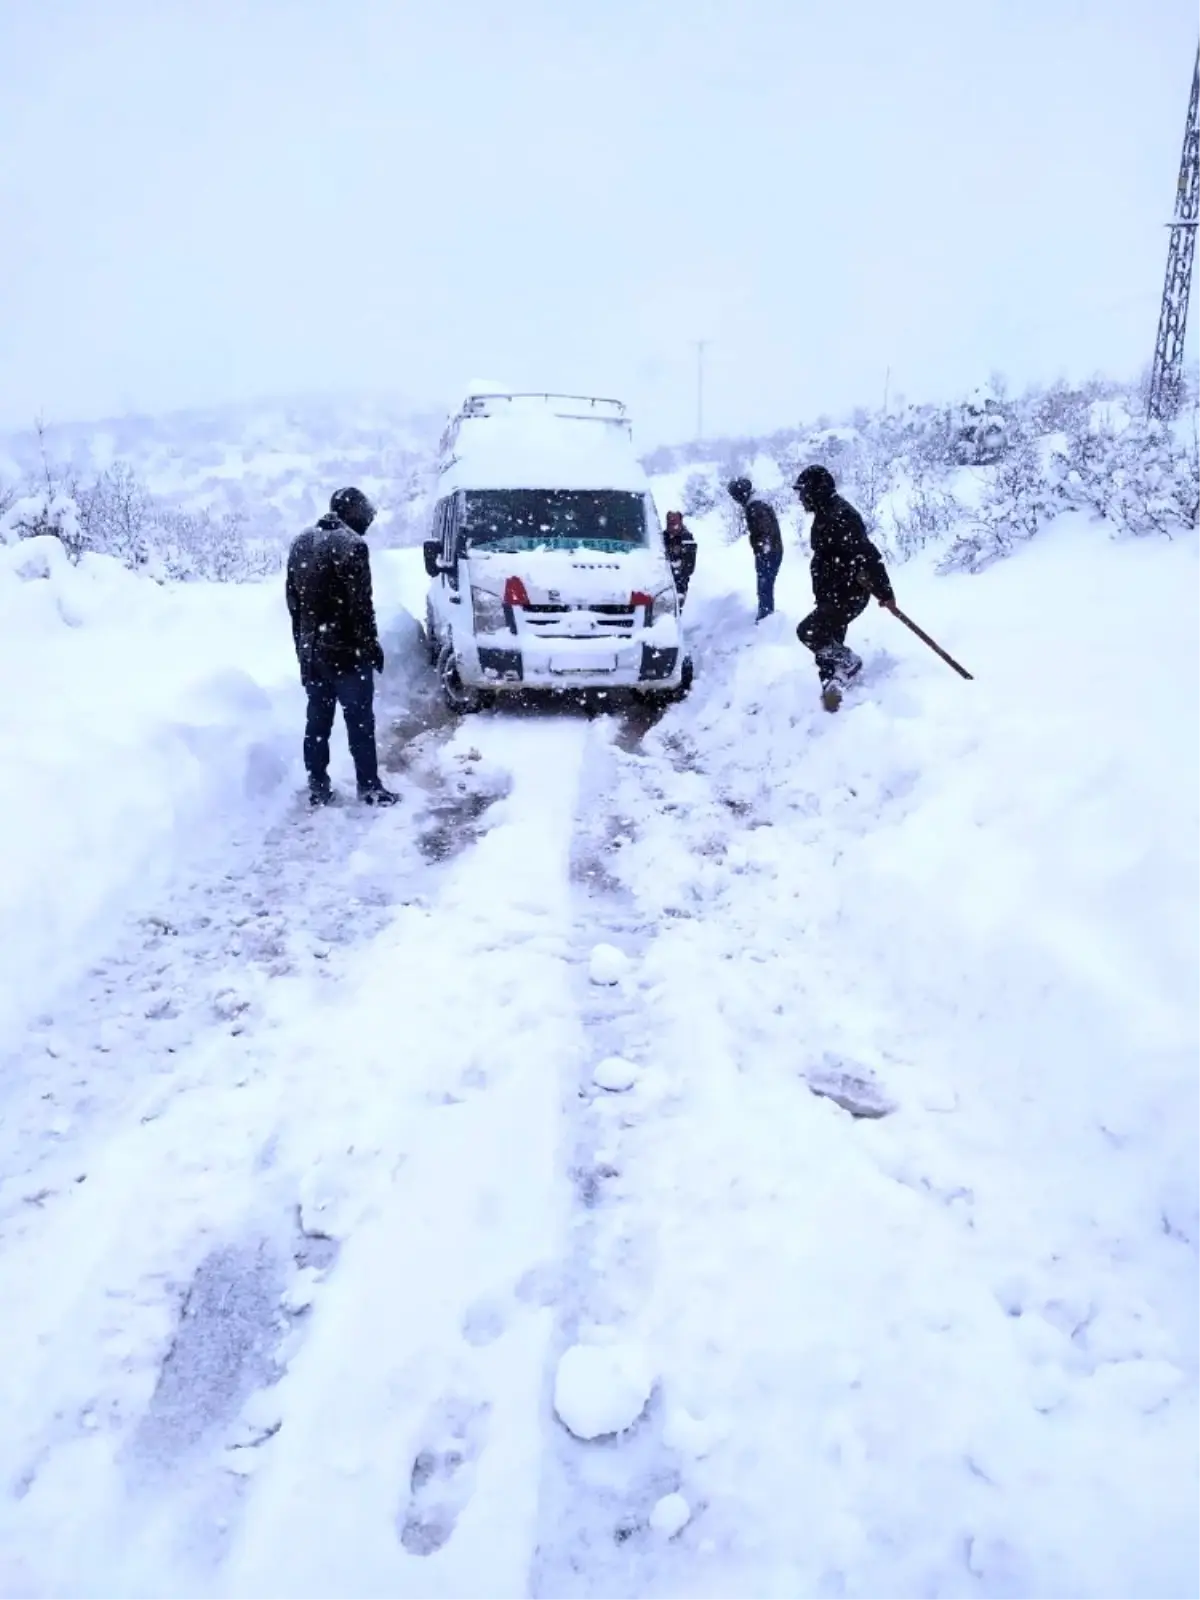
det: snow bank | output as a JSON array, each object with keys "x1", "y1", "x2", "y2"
[
  {"x1": 0, "y1": 542, "x2": 421, "y2": 1044},
  {"x1": 580, "y1": 499, "x2": 1199, "y2": 1593}
]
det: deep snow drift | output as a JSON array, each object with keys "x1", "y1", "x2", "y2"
[
  {"x1": 0, "y1": 539, "x2": 425, "y2": 1043},
  {"x1": 0, "y1": 500, "x2": 1195, "y2": 1599}
]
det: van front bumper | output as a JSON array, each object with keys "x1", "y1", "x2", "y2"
[{"x1": 473, "y1": 638, "x2": 681, "y2": 688}]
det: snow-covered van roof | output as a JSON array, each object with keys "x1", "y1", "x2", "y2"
[{"x1": 436, "y1": 392, "x2": 651, "y2": 495}]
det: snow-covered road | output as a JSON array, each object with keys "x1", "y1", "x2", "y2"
[
  {"x1": 0, "y1": 522, "x2": 1196, "y2": 1599},
  {"x1": 0, "y1": 688, "x2": 604, "y2": 1597}
]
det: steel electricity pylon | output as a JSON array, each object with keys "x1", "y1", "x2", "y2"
[{"x1": 1148, "y1": 47, "x2": 1199, "y2": 421}]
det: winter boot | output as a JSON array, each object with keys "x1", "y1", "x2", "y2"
[
  {"x1": 820, "y1": 679, "x2": 843, "y2": 713},
  {"x1": 309, "y1": 781, "x2": 335, "y2": 808},
  {"x1": 358, "y1": 781, "x2": 399, "y2": 807}
]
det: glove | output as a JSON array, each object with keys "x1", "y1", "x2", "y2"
[{"x1": 371, "y1": 642, "x2": 385, "y2": 674}]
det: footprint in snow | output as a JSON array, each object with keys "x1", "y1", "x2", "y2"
[
  {"x1": 460, "y1": 1296, "x2": 507, "y2": 1347},
  {"x1": 398, "y1": 1395, "x2": 490, "y2": 1557}
]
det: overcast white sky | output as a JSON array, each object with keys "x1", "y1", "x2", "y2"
[{"x1": 2, "y1": 0, "x2": 1197, "y2": 445}]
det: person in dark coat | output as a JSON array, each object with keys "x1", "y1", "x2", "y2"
[
  {"x1": 286, "y1": 487, "x2": 398, "y2": 807},
  {"x1": 663, "y1": 511, "x2": 697, "y2": 606},
  {"x1": 726, "y1": 477, "x2": 783, "y2": 621},
  {"x1": 793, "y1": 465, "x2": 895, "y2": 709}
]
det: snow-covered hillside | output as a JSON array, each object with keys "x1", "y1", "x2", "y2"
[
  {"x1": 0, "y1": 466, "x2": 1195, "y2": 1596},
  {"x1": 0, "y1": 397, "x2": 442, "y2": 579}
]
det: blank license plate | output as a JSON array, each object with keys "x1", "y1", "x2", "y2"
[{"x1": 548, "y1": 653, "x2": 618, "y2": 674}]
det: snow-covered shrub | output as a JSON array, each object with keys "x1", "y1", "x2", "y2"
[
  {"x1": 0, "y1": 531, "x2": 71, "y2": 582},
  {"x1": 76, "y1": 462, "x2": 153, "y2": 567},
  {"x1": 1055, "y1": 419, "x2": 1123, "y2": 524},
  {"x1": 1, "y1": 456, "x2": 288, "y2": 583},
  {"x1": 1112, "y1": 431, "x2": 1197, "y2": 539},
  {"x1": 890, "y1": 481, "x2": 962, "y2": 560},
  {"x1": 719, "y1": 496, "x2": 747, "y2": 546},
  {"x1": 939, "y1": 426, "x2": 1060, "y2": 574},
  {"x1": 153, "y1": 507, "x2": 281, "y2": 582},
  {"x1": 1059, "y1": 412, "x2": 1198, "y2": 541},
  {"x1": 840, "y1": 438, "x2": 893, "y2": 525},
  {"x1": 681, "y1": 470, "x2": 717, "y2": 517},
  {"x1": 0, "y1": 490, "x2": 87, "y2": 559},
  {"x1": 1028, "y1": 379, "x2": 1091, "y2": 439}
]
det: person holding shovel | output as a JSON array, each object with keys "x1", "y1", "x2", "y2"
[{"x1": 793, "y1": 465, "x2": 896, "y2": 711}]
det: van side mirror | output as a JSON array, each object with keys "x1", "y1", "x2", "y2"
[{"x1": 423, "y1": 540, "x2": 441, "y2": 578}]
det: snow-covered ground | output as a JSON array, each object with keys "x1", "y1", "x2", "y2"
[{"x1": 0, "y1": 504, "x2": 1195, "y2": 1598}]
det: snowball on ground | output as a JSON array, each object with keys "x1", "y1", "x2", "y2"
[
  {"x1": 649, "y1": 1492, "x2": 692, "y2": 1538},
  {"x1": 804, "y1": 1055, "x2": 896, "y2": 1118},
  {"x1": 588, "y1": 943, "x2": 631, "y2": 986},
  {"x1": 553, "y1": 1342, "x2": 654, "y2": 1440},
  {"x1": 593, "y1": 1055, "x2": 639, "y2": 1091}
]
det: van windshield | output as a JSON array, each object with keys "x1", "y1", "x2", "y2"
[{"x1": 461, "y1": 490, "x2": 647, "y2": 554}]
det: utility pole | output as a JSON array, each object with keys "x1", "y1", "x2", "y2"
[
  {"x1": 693, "y1": 340, "x2": 709, "y2": 440},
  {"x1": 1148, "y1": 45, "x2": 1199, "y2": 421}
]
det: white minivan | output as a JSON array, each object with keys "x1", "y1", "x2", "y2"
[{"x1": 422, "y1": 390, "x2": 692, "y2": 712}]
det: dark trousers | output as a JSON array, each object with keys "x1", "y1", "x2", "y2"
[
  {"x1": 754, "y1": 547, "x2": 783, "y2": 619},
  {"x1": 797, "y1": 592, "x2": 870, "y2": 683},
  {"x1": 303, "y1": 663, "x2": 379, "y2": 790}
]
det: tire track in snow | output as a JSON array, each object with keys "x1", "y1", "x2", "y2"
[
  {"x1": 215, "y1": 710, "x2": 595, "y2": 1600},
  {"x1": 531, "y1": 716, "x2": 708, "y2": 1597},
  {"x1": 0, "y1": 684, "x2": 458, "y2": 1234},
  {"x1": 0, "y1": 700, "x2": 522, "y2": 1596},
  {"x1": 529, "y1": 598, "x2": 1199, "y2": 1598}
]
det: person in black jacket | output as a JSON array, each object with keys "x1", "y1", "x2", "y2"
[
  {"x1": 663, "y1": 511, "x2": 697, "y2": 606},
  {"x1": 286, "y1": 487, "x2": 398, "y2": 807},
  {"x1": 727, "y1": 477, "x2": 783, "y2": 621},
  {"x1": 793, "y1": 465, "x2": 896, "y2": 710}
]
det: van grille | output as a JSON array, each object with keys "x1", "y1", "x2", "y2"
[{"x1": 522, "y1": 602, "x2": 637, "y2": 640}]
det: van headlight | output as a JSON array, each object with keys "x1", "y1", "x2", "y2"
[
  {"x1": 650, "y1": 582, "x2": 678, "y2": 623},
  {"x1": 471, "y1": 585, "x2": 509, "y2": 634}
]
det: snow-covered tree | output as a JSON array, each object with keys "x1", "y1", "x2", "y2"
[{"x1": 0, "y1": 489, "x2": 87, "y2": 559}]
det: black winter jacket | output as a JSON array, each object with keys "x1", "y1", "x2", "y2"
[
  {"x1": 286, "y1": 513, "x2": 381, "y2": 683},
  {"x1": 665, "y1": 522, "x2": 698, "y2": 588},
  {"x1": 743, "y1": 497, "x2": 783, "y2": 560},
  {"x1": 809, "y1": 493, "x2": 894, "y2": 609}
]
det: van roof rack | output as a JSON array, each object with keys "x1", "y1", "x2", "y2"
[
  {"x1": 459, "y1": 391, "x2": 627, "y2": 413},
  {"x1": 439, "y1": 392, "x2": 632, "y2": 462}
]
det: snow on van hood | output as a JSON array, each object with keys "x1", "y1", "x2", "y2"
[{"x1": 466, "y1": 545, "x2": 673, "y2": 604}]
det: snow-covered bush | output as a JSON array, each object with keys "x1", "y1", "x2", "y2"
[
  {"x1": 889, "y1": 480, "x2": 962, "y2": 560},
  {"x1": 0, "y1": 462, "x2": 285, "y2": 582},
  {"x1": 681, "y1": 471, "x2": 718, "y2": 517},
  {"x1": 1054, "y1": 419, "x2": 1123, "y2": 524},
  {"x1": 939, "y1": 425, "x2": 1059, "y2": 574},
  {"x1": 641, "y1": 375, "x2": 1196, "y2": 576},
  {"x1": 75, "y1": 462, "x2": 153, "y2": 567},
  {"x1": 1111, "y1": 433, "x2": 1197, "y2": 539},
  {"x1": 0, "y1": 490, "x2": 87, "y2": 559},
  {"x1": 1058, "y1": 413, "x2": 1198, "y2": 541},
  {"x1": 151, "y1": 507, "x2": 282, "y2": 582}
]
